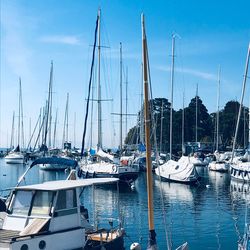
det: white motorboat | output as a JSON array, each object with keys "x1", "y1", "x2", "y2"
[{"x1": 0, "y1": 177, "x2": 125, "y2": 250}]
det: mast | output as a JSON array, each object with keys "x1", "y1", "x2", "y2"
[
  {"x1": 195, "y1": 83, "x2": 198, "y2": 143},
  {"x1": 160, "y1": 100, "x2": 164, "y2": 154},
  {"x1": 74, "y1": 112, "x2": 76, "y2": 148},
  {"x1": 140, "y1": 63, "x2": 144, "y2": 145},
  {"x1": 216, "y1": 66, "x2": 221, "y2": 151},
  {"x1": 232, "y1": 43, "x2": 250, "y2": 161},
  {"x1": 53, "y1": 108, "x2": 58, "y2": 148},
  {"x1": 44, "y1": 61, "x2": 53, "y2": 147},
  {"x1": 20, "y1": 78, "x2": 24, "y2": 150},
  {"x1": 18, "y1": 78, "x2": 21, "y2": 147},
  {"x1": 125, "y1": 67, "x2": 128, "y2": 139},
  {"x1": 97, "y1": 8, "x2": 102, "y2": 149},
  {"x1": 10, "y1": 111, "x2": 15, "y2": 149},
  {"x1": 182, "y1": 92, "x2": 185, "y2": 155},
  {"x1": 248, "y1": 99, "x2": 250, "y2": 150},
  {"x1": 62, "y1": 93, "x2": 69, "y2": 147},
  {"x1": 141, "y1": 13, "x2": 157, "y2": 249},
  {"x1": 119, "y1": 42, "x2": 123, "y2": 151},
  {"x1": 169, "y1": 35, "x2": 175, "y2": 160}
]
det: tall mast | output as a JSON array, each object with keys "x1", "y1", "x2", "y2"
[
  {"x1": 140, "y1": 63, "x2": 144, "y2": 145},
  {"x1": 141, "y1": 13, "x2": 157, "y2": 249},
  {"x1": 119, "y1": 42, "x2": 123, "y2": 151},
  {"x1": 62, "y1": 93, "x2": 69, "y2": 147},
  {"x1": 20, "y1": 78, "x2": 24, "y2": 149},
  {"x1": 10, "y1": 111, "x2": 15, "y2": 149},
  {"x1": 248, "y1": 99, "x2": 250, "y2": 150},
  {"x1": 182, "y1": 92, "x2": 185, "y2": 155},
  {"x1": 44, "y1": 61, "x2": 53, "y2": 147},
  {"x1": 97, "y1": 8, "x2": 102, "y2": 149},
  {"x1": 160, "y1": 100, "x2": 164, "y2": 154},
  {"x1": 125, "y1": 67, "x2": 128, "y2": 138},
  {"x1": 232, "y1": 43, "x2": 250, "y2": 160},
  {"x1": 74, "y1": 112, "x2": 76, "y2": 148},
  {"x1": 169, "y1": 35, "x2": 175, "y2": 160},
  {"x1": 216, "y1": 66, "x2": 221, "y2": 151},
  {"x1": 195, "y1": 83, "x2": 198, "y2": 142},
  {"x1": 18, "y1": 78, "x2": 21, "y2": 147},
  {"x1": 53, "y1": 108, "x2": 58, "y2": 148}
]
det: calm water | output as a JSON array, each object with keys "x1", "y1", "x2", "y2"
[{"x1": 0, "y1": 158, "x2": 249, "y2": 250}]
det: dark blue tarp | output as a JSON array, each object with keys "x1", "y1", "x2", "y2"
[
  {"x1": 138, "y1": 143, "x2": 146, "y2": 152},
  {"x1": 30, "y1": 157, "x2": 78, "y2": 168}
]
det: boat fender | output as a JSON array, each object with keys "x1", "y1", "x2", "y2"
[
  {"x1": 39, "y1": 240, "x2": 46, "y2": 249},
  {"x1": 85, "y1": 171, "x2": 89, "y2": 178},
  {"x1": 77, "y1": 169, "x2": 83, "y2": 178},
  {"x1": 93, "y1": 172, "x2": 96, "y2": 178},
  {"x1": 130, "y1": 242, "x2": 141, "y2": 250},
  {"x1": 112, "y1": 165, "x2": 117, "y2": 172}
]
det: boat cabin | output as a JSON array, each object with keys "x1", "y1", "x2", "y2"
[{"x1": 0, "y1": 178, "x2": 120, "y2": 250}]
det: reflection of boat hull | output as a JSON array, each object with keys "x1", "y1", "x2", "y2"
[
  {"x1": 230, "y1": 162, "x2": 250, "y2": 182},
  {"x1": 208, "y1": 161, "x2": 230, "y2": 172},
  {"x1": 230, "y1": 179, "x2": 250, "y2": 201}
]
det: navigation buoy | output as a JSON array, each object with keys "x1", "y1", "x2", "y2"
[{"x1": 130, "y1": 242, "x2": 141, "y2": 250}]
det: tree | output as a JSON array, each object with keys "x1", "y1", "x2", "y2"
[{"x1": 184, "y1": 96, "x2": 213, "y2": 143}]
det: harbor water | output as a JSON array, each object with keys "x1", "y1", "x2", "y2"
[{"x1": 0, "y1": 158, "x2": 249, "y2": 250}]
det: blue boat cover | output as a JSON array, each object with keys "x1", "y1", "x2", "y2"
[{"x1": 30, "y1": 157, "x2": 78, "y2": 168}]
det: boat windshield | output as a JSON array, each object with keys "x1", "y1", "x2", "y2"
[{"x1": 10, "y1": 190, "x2": 54, "y2": 216}]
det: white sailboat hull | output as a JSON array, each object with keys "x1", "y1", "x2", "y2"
[
  {"x1": 231, "y1": 162, "x2": 250, "y2": 181},
  {"x1": 4, "y1": 153, "x2": 24, "y2": 164},
  {"x1": 79, "y1": 161, "x2": 139, "y2": 184}
]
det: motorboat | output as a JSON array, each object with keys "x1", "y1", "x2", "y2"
[{"x1": 0, "y1": 177, "x2": 125, "y2": 250}]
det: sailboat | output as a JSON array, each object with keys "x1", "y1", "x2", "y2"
[
  {"x1": 230, "y1": 43, "x2": 250, "y2": 182},
  {"x1": 208, "y1": 66, "x2": 230, "y2": 172},
  {"x1": 155, "y1": 35, "x2": 200, "y2": 184},
  {"x1": 5, "y1": 78, "x2": 25, "y2": 164},
  {"x1": 79, "y1": 9, "x2": 139, "y2": 186}
]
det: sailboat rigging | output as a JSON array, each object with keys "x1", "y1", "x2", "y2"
[
  {"x1": 155, "y1": 35, "x2": 200, "y2": 184},
  {"x1": 79, "y1": 9, "x2": 139, "y2": 186}
]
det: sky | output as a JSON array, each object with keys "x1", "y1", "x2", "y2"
[{"x1": 0, "y1": 0, "x2": 250, "y2": 149}]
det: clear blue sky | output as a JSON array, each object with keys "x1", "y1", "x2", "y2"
[{"x1": 0, "y1": 0, "x2": 250, "y2": 148}]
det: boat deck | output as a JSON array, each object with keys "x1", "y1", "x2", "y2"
[
  {"x1": 87, "y1": 231, "x2": 118, "y2": 242},
  {"x1": 0, "y1": 229, "x2": 20, "y2": 243}
]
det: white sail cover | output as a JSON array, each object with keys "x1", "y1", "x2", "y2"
[{"x1": 96, "y1": 148, "x2": 114, "y2": 162}]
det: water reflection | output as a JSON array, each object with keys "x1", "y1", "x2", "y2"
[
  {"x1": 0, "y1": 159, "x2": 249, "y2": 249},
  {"x1": 154, "y1": 178, "x2": 193, "y2": 202},
  {"x1": 230, "y1": 179, "x2": 250, "y2": 202},
  {"x1": 208, "y1": 170, "x2": 230, "y2": 190}
]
